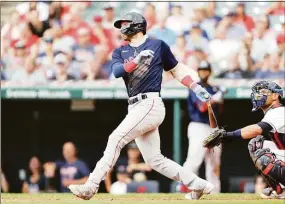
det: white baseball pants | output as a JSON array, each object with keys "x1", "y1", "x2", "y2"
[
  {"x1": 183, "y1": 122, "x2": 221, "y2": 193},
  {"x1": 87, "y1": 93, "x2": 207, "y2": 190}
]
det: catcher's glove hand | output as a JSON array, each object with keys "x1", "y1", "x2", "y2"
[{"x1": 203, "y1": 128, "x2": 226, "y2": 148}]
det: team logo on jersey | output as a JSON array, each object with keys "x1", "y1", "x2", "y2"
[{"x1": 124, "y1": 54, "x2": 154, "y2": 94}]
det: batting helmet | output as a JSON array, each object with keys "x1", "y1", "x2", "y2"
[
  {"x1": 251, "y1": 80, "x2": 284, "y2": 111},
  {"x1": 114, "y1": 12, "x2": 147, "y2": 36}
]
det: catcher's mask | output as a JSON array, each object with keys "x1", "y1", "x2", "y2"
[
  {"x1": 251, "y1": 80, "x2": 284, "y2": 111},
  {"x1": 114, "y1": 12, "x2": 147, "y2": 36}
]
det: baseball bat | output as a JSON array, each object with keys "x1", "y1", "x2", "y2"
[{"x1": 207, "y1": 101, "x2": 219, "y2": 128}]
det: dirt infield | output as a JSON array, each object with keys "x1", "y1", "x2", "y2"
[{"x1": 1, "y1": 193, "x2": 284, "y2": 204}]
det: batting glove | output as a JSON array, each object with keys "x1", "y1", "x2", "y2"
[
  {"x1": 133, "y1": 50, "x2": 154, "y2": 64},
  {"x1": 193, "y1": 84, "x2": 211, "y2": 102}
]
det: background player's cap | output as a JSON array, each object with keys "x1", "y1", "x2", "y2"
[
  {"x1": 198, "y1": 60, "x2": 212, "y2": 72},
  {"x1": 127, "y1": 141, "x2": 139, "y2": 149}
]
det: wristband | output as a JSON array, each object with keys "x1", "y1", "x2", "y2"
[
  {"x1": 123, "y1": 60, "x2": 137, "y2": 73},
  {"x1": 226, "y1": 129, "x2": 242, "y2": 139},
  {"x1": 189, "y1": 81, "x2": 197, "y2": 89},
  {"x1": 181, "y1": 76, "x2": 195, "y2": 88}
]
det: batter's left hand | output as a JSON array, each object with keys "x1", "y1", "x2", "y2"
[{"x1": 193, "y1": 85, "x2": 211, "y2": 102}]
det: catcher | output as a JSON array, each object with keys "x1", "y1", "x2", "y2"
[{"x1": 203, "y1": 80, "x2": 285, "y2": 199}]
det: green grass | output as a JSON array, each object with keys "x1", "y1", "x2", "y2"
[{"x1": 1, "y1": 193, "x2": 284, "y2": 204}]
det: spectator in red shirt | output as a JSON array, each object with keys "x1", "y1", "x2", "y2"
[
  {"x1": 265, "y1": 2, "x2": 285, "y2": 16},
  {"x1": 276, "y1": 33, "x2": 285, "y2": 54},
  {"x1": 1, "y1": 11, "x2": 22, "y2": 43},
  {"x1": 92, "y1": 16, "x2": 107, "y2": 47},
  {"x1": 61, "y1": 14, "x2": 73, "y2": 37},
  {"x1": 62, "y1": 13, "x2": 93, "y2": 42},
  {"x1": 235, "y1": 3, "x2": 255, "y2": 31},
  {"x1": 92, "y1": 15, "x2": 117, "y2": 56},
  {"x1": 10, "y1": 23, "x2": 39, "y2": 52},
  {"x1": 102, "y1": 5, "x2": 115, "y2": 29}
]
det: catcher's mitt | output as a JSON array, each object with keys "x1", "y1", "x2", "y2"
[{"x1": 203, "y1": 128, "x2": 226, "y2": 148}]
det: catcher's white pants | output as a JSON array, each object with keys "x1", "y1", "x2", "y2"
[
  {"x1": 183, "y1": 122, "x2": 221, "y2": 193},
  {"x1": 87, "y1": 93, "x2": 206, "y2": 190}
]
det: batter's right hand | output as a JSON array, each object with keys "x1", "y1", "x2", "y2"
[
  {"x1": 193, "y1": 84, "x2": 211, "y2": 102},
  {"x1": 133, "y1": 50, "x2": 154, "y2": 64}
]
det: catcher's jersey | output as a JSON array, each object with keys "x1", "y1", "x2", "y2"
[{"x1": 262, "y1": 106, "x2": 285, "y2": 150}]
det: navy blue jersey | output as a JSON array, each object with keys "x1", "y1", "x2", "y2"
[
  {"x1": 56, "y1": 160, "x2": 90, "y2": 192},
  {"x1": 111, "y1": 38, "x2": 178, "y2": 97},
  {"x1": 187, "y1": 83, "x2": 220, "y2": 124}
]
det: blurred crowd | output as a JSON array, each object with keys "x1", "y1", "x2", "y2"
[
  {"x1": 1, "y1": 141, "x2": 154, "y2": 194},
  {"x1": 0, "y1": 139, "x2": 268, "y2": 194},
  {"x1": 1, "y1": 1, "x2": 284, "y2": 85}
]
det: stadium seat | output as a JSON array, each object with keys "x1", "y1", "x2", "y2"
[
  {"x1": 127, "y1": 181, "x2": 159, "y2": 193},
  {"x1": 228, "y1": 177, "x2": 255, "y2": 193}
]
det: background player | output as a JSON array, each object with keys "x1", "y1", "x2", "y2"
[
  {"x1": 183, "y1": 61, "x2": 224, "y2": 193},
  {"x1": 203, "y1": 80, "x2": 285, "y2": 199},
  {"x1": 68, "y1": 12, "x2": 213, "y2": 200}
]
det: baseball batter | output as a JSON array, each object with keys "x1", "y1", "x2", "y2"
[
  {"x1": 183, "y1": 61, "x2": 224, "y2": 193},
  {"x1": 68, "y1": 12, "x2": 213, "y2": 200},
  {"x1": 204, "y1": 80, "x2": 285, "y2": 199}
]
